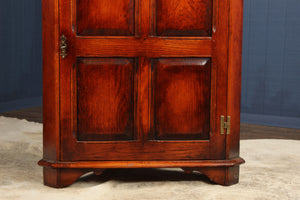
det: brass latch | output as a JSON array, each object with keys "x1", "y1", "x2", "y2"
[
  {"x1": 220, "y1": 115, "x2": 231, "y2": 135},
  {"x1": 60, "y1": 34, "x2": 67, "y2": 59}
]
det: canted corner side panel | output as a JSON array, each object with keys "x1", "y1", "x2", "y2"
[
  {"x1": 153, "y1": 0, "x2": 213, "y2": 36},
  {"x1": 73, "y1": 58, "x2": 136, "y2": 141},
  {"x1": 76, "y1": 0, "x2": 135, "y2": 36},
  {"x1": 151, "y1": 58, "x2": 211, "y2": 140}
]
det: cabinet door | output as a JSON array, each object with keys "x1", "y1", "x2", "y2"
[{"x1": 59, "y1": 0, "x2": 229, "y2": 161}]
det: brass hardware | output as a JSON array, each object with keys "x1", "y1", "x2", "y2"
[
  {"x1": 60, "y1": 34, "x2": 67, "y2": 59},
  {"x1": 220, "y1": 115, "x2": 231, "y2": 135},
  {"x1": 220, "y1": 116, "x2": 225, "y2": 134},
  {"x1": 226, "y1": 116, "x2": 231, "y2": 135}
]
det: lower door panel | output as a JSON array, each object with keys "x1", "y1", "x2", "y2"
[
  {"x1": 62, "y1": 57, "x2": 222, "y2": 161},
  {"x1": 150, "y1": 58, "x2": 211, "y2": 140},
  {"x1": 73, "y1": 58, "x2": 137, "y2": 141}
]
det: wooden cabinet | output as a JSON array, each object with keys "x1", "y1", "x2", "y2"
[{"x1": 39, "y1": 0, "x2": 245, "y2": 188}]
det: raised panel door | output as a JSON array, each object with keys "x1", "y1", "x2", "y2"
[{"x1": 59, "y1": 0, "x2": 229, "y2": 161}]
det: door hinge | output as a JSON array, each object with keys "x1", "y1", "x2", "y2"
[{"x1": 220, "y1": 115, "x2": 231, "y2": 135}]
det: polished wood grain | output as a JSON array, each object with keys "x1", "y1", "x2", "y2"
[
  {"x1": 75, "y1": 58, "x2": 135, "y2": 141},
  {"x1": 151, "y1": 58, "x2": 211, "y2": 140},
  {"x1": 39, "y1": 159, "x2": 244, "y2": 188},
  {"x1": 182, "y1": 166, "x2": 240, "y2": 186},
  {"x1": 38, "y1": 158, "x2": 245, "y2": 168},
  {"x1": 62, "y1": 141, "x2": 214, "y2": 161},
  {"x1": 207, "y1": 0, "x2": 229, "y2": 160},
  {"x1": 226, "y1": 0, "x2": 244, "y2": 159},
  {"x1": 154, "y1": 0, "x2": 213, "y2": 36},
  {"x1": 39, "y1": 0, "x2": 244, "y2": 187},
  {"x1": 42, "y1": 0, "x2": 60, "y2": 162},
  {"x1": 75, "y1": 38, "x2": 213, "y2": 58},
  {"x1": 42, "y1": 167, "x2": 90, "y2": 188},
  {"x1": 58, "y1": 0, "x2": 226, "y2": 163},
  {"x1": 76, "y1": 0, "x2": 135, "y2": 36}
]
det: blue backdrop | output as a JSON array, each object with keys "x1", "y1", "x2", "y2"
[
  {"x1": 0, "y1": 0, "x2": 299, "y2": 128},
  {"x1": 0, "y1": 0, "x2": 42, "y2": 111},
  {"x1": 241, "y1": 0, "x2": 300, "y2": 128}
]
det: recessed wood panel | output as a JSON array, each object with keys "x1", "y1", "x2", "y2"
[
  {"x1": 76, "y1": 0, "x2": 135, "y2": 36},
  {"x1": 152, "y1": 58, "x2": 211, "y2": 140},
  {"x1": 154, "y1": 0, "x2": 213, "y2": 36},
  {"x1": 75, "y1": 58, "x2": 135, "y2": 141}
]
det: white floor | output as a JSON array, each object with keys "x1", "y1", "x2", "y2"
[{"x1": 0, "y1": 116, "x2": 299, "y2": 200}]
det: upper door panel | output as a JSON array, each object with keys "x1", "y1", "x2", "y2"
[
  {"x1": 152, "y1": 0, "x2": 213, "y2": 36},
  {"x1": 75, "y1": 0, "x2": 213, "y2": 37},
  {"x1": 76, "y1": 0, "x2": 136, "y2": 36}
]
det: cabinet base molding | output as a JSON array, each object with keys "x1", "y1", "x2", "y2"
[{"x1": 38, "y1": 158, "x2": 244, "y2": 187}]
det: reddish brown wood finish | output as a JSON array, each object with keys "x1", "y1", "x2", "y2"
[
  {"x1": 40, "y1": 0, "x2": 244, "y2": 188},
  {"x1": 39, "y1": 158, "x2": 244, "y2": 187},
  {"x1": 58, "y1": 0, "x2": 227, "y2": 162},
  {"x1": 154, "y1": 0, "x2": 213, "y2": 36},
  {"x1": 42, "y1": 167, "x2": 89, "y2": 188},
  {"x1": 39, "y1": 158, "x2": 245, "y2": 169},
  {"x1": 183, "y1": 166, "x2": 241, "y2": 186},
  {"x1": 75, "y1": 58, "x2": 136, "y2": 141},
  {"x1": 42, "y1": 0, "x2": 60, "y2": 162},
  {"x1": 151, "y1": 58, "x2": 211, "y2": 140},
  {"x1": 74, "y1": 38, "x2": 213, "y2": 57},
  {"x1": 76, "y1": 0, "x2": 135, "y2": 36},
  {"x1": 226, "y1": 0, "x2": 244, "y2": 160}
]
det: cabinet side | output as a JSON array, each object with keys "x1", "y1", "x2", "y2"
[
  {"x1": 42, "y1": 0, "x2": 60, "y2": 161},
  {"x1": 226, "y1": 0, "x2": 243, "y2": 159}
]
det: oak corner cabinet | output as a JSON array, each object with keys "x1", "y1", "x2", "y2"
[{"x1": 38, "y1": 0, "x2": 245, "y2": 188}]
